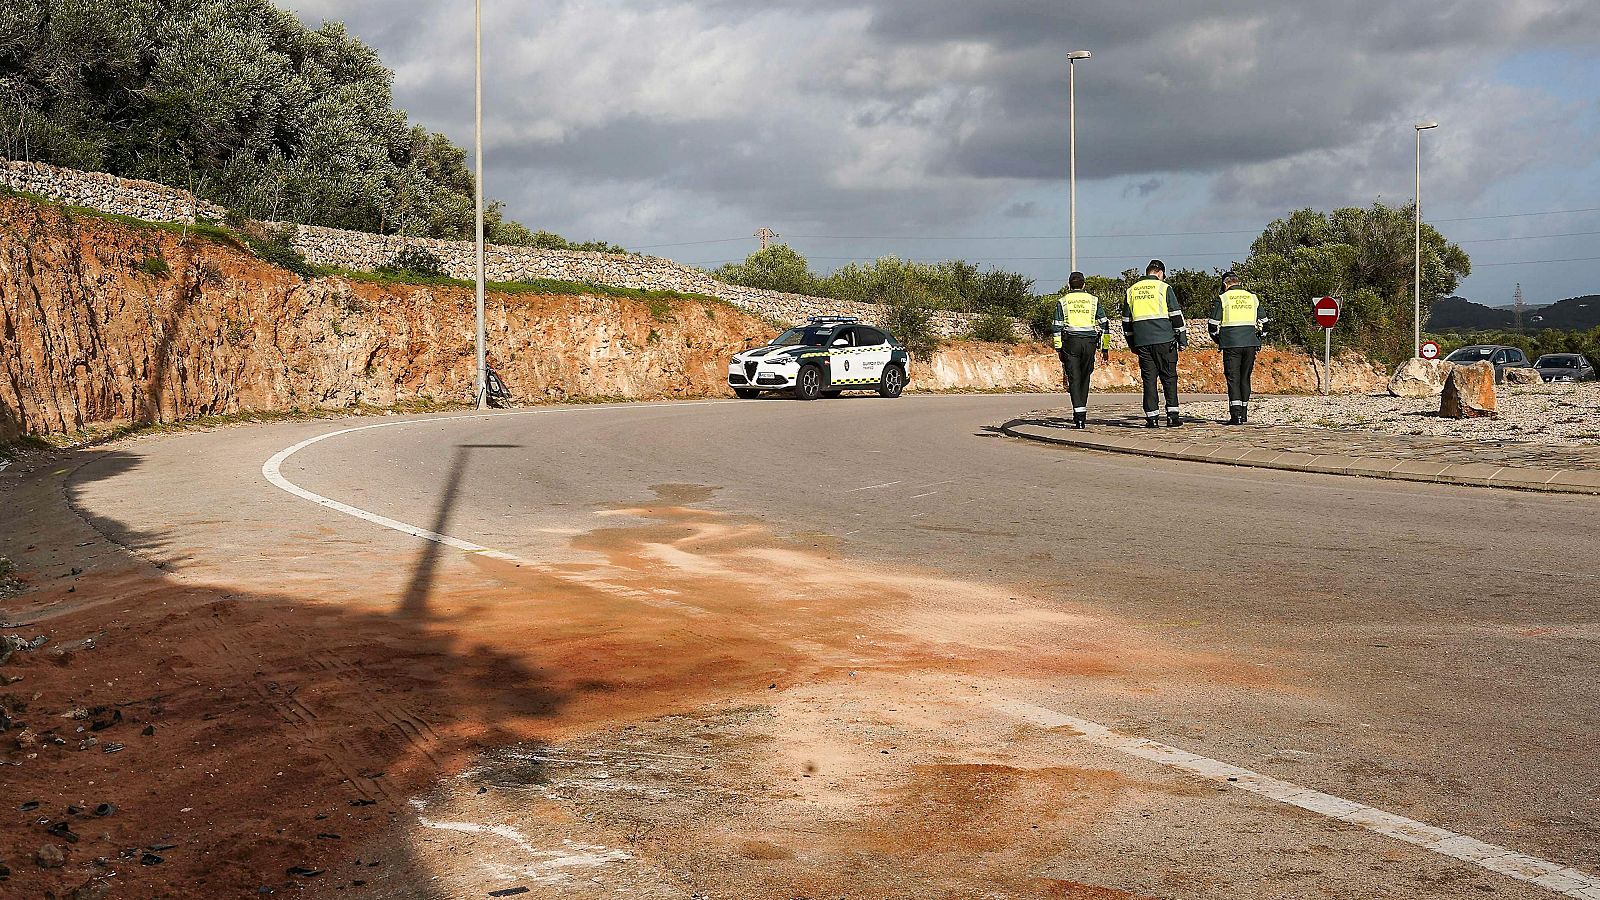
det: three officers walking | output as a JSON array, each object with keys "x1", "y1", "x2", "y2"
[{"x1": 1052, "y1": 261, "x2": 1268, "y2": 428}]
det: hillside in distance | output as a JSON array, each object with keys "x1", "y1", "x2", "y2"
[{"x1": 1429, "y1": 294, "x2": 1600, "y2": 332}]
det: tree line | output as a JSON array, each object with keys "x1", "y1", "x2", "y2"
[
  {"x1": 0, "y1": 0, "x2": 617, "y2": 250},
  {"x1": 714, "y1": 202, "x2": 1471, "y2": 362}
]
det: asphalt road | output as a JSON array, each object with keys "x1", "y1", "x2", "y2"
[{"x1": 65, "y1": 392, "x2": 1600, "y2": 898}]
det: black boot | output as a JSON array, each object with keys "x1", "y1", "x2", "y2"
[
  {"x1": 1144, "y1": 415, "x2": 1160, "y2": 429},
  {"x1": 1167, "y1": 412, "x2": 1183, "y2": 428},
  {"x1": 1073, "y1": 412, "x2": 1087, "y2": 429},
  {"x1": 1226, "y1": 408, "x2": 1240, "y2": 426},
  {"x1": 1240, "y1": 406, "x2": 1250, "y2": 424}
]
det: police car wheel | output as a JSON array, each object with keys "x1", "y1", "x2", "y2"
[
  {"x1": 821, "y1": 389, "x2": 843, "y2": 399},
  {"x1": 877, "y1": 364, "x2": 906, "y2": 398},
  {"x1": 733, "y1": 388, "x2": 760, "y2": 399},
  {"x1": 794, "y1": 365, "x2": 824, "y2": 401}
]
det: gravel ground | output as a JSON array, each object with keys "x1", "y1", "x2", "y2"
[{"x1": 1187, "y1": 383, "x2": 1600, "y2": 445}]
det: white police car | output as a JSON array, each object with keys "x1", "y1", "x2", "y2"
[{"x1": 729, "y1": 316, "x2": 910, "y2": 400}]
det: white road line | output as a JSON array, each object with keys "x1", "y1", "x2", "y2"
[
  {"x1": 843, "y1": 480, "x2": 902, "y2": 493},
  {"x1": 994, "y1": 698, "x2": 1600, "y2": 898},
  {"x1": 263, "y1": 403, "x2": 1597, "y2": 898},
  {"x1": 909, "y1": 491, "x2": 940, "y2": 499},
  {"x1": 261, "y1": 400, "x2": 739, "y2": 563}
]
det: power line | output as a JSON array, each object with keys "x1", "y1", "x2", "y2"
[
  {"x1": 1474, "y1": 255, "x2": 1600, "y2": 268},
  {"x1": 632, "y1": 236, "x2": 750, "y2": 249},
  {"x1": 638, "y1": 204, "x2": 1600, "y2": 250},
  {"x1": 1434, "y1": 206, "x2": 1600, "y2": 223},
  {"x1": 1456, "y1": 230, "x2": 1600, "y2": 244}
]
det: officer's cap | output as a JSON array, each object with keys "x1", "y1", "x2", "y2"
[
  {"x1": 1068, "y1": 271, "x2": 1086, "y2": 288},
  {"x1": 1146, "y1": 259, "x2": 1166, "y2": 273}
]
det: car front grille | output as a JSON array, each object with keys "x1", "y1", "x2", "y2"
[{"x1": 744, "y1": 361, "x2": 758, "y2": 380}]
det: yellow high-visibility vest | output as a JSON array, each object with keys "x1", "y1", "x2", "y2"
[
  {"x1": 1219, "y1": 289, "x2": 1259, "y2": 326},
  {"x1": 1127, "y1": 280, "x2": 1169, "y2": 321},
  {"x1": 1058, "y1": 292, "x2": 1099, "y2": 330}
]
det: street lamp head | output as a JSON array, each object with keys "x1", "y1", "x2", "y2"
[
  {"x1": 1415, "y1": 121, "x2": 1439, "y2": 130},
  {"x1": 1067, "y1": 50, "x2": 1092, "y2": 60}
]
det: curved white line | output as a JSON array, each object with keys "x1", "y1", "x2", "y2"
[
  {"x1": 261, "y1": 400, "x2": 738, "y2": 563},
  {"x1": 260, "y1": 399, "x2": 1600, "y2": 898}
]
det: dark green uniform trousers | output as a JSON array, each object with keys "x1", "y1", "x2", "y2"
[
  {"x1": 1135, "y1": 341, "x2": 1180, "y2": 417},
  {"x1": 1223, "y1": 346, "x2": 1258, "y2": 409},
  {"x1": 1059, "y1": 335, "x2": 1099, "y2": 413}
]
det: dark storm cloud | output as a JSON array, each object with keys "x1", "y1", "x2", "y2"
[{"x1": 284, "y1": 0, "x2": 1600, "y2": 238}]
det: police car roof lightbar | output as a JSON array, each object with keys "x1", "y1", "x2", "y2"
[{"x1": 806, "y1": 315, "x2": 860, "y2": 325}]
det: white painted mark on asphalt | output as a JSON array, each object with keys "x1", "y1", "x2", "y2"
[
  {"x1": 994, "y1": 698, "x2": 1600, "y2": 898},
  {"x1": 843, "y1": 480, "x2": 902, "y2": 493},
  {"x1": 261, "y1": 400, "x2": 741, "y2": 560}
]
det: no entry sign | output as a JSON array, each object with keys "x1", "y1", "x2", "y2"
[
  {"x1": 1313, "y1": 296, "x2": 1341, "y2": 329},
  {"x1": 1420, "y1": 340, "x2": 1441, "y2": 360}
]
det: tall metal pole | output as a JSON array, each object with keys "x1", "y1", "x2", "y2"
[
  {"x1": 1069, "y1": 58, "x2": 1077, "y2": 274},
  {"x1": 1414, "y1": 127, "x2": 1422, "y2": 359},
  {"x1": 473, "y1": 0, "x2": 488, "y2": 408}
]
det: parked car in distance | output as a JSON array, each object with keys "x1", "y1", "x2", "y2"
[
  {"x1": 1533, "y1": 353, "x2": 1596, "y2": 383},
  {"x1": 1444, "y1": 344, "x2": 1535, "y2": 383}
]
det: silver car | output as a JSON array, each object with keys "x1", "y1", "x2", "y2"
[{"x1": 1533, "y1": 353, "x2": 1596, "y2": 383}]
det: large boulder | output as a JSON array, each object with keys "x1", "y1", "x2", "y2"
[
  {"x1": 1440, "y1": 361, "x2": 1497, "y2": 418},
  {"x1": 1504, "y1": 367, "x2": 1542, "y2": 386},
  {"x1": 1388, "y1": 357, "x2": 1452, "y2": 398}
]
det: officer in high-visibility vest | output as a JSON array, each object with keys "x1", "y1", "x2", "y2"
[
  {"x1": 1051, "y1": 271, "x2": 1110, "y2": 429},
  {"x1": 1208, "y1": 272, "x2": 1270, "y2": 425},
  {"x1": 1121, "y1": 259, "x2": 1188, "y2": 427}
]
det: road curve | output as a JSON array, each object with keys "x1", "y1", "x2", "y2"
[{"x1": 67, "y1": 393, "x2": 1600, "y2": 898}]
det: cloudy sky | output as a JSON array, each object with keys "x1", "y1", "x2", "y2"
[{"x1": 284, "y1": 0, "x2": 1600, "y2": 305}]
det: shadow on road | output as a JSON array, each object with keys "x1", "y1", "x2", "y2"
[
  {"x1": 397, "y1": 443, "x2": 522, "y2": 618},
  {"x1": 0, "y1": 448, "x2": 572, "y2": 896}
]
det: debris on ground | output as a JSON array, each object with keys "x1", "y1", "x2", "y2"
[{"x1": 1188, "y1": 384, "x2": 1600, "y2": 444}]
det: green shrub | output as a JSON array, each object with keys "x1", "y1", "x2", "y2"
[
  {"x1": 237, "y1": 226, "x2": 317, "y2": 277},
  {"x1": 136, "y1": 253, "x2": 171, "y2": 278},
  {"x1": 379, "y1": 246, "x2": 446, "y2": 278},
  {"x1": 881, "y1": 282, "x2": 938, "y2": 356},
  {"x1": 968, "y1": 311, "x2": 1018, "y2": 344}
]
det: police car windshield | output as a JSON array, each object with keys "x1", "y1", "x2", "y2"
[
  {"x1": 1446, "y1": 347, "x2": 1495, "y2": 362},
  {"x1": 772, "y1": 327, "x2": 830, "y2": 347},
  {"x1": 1537, "y1": 356, "x2": 1577, "y2": 367}
]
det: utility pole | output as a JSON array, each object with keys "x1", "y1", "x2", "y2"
[
  {"x1": 472, "y1": 0, "x2": 487, "y2": 409},
  {"x1": 1413, "y1": 121, "x2": 1438, "y2": 357},
  {"x1": 755, "y1": 227, "x2": 776, "y2": 251},
  {"x1": 1513, "y1": 283, "x2": 1526, "y2": 334},
  {"x1": 1067, "y1": 50, "x2": 1091, "y2": 273}
]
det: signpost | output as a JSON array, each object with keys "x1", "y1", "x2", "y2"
[
  {"x1": 1420, "y1": 340, "x2": 1441, "y2": 361},
  {"x1": 1313, "y1": 296, "x2": 1341, "y2": 395}
]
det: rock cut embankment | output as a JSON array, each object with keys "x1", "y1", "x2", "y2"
[{"x1": 0, "y1": 196, "x2": 775, "y2": 440}]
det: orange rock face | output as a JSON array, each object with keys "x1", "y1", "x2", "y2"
[
  {"x1": 1440, "y1": 361, "x2": 1498, "y2": 418},
  {"x1": 0, "y1": 196, "x2": 775, "y2": 439}
]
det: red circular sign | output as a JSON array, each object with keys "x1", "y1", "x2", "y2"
[
  {"x1": 1313, "y1": 296, "x2": 1340, "y2": 329},
  {"x1": 1420, "y1": 341, "x2": 1441, "y2": 360}
]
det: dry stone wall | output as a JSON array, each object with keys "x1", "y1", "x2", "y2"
[
  {"x1": 274, "y1": 222, "x2": 1019, "y2": 339},
  {"x1": 0, "y1": 159, "x2": 226, "y2": 223},
  {"x1": 0, "y1": 158, "x2": 1218, "y2": 346}
]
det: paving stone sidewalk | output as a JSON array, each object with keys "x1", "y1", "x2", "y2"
[{"x1": 1001, "y1": 409, "x2": 1600, "y2": 495}]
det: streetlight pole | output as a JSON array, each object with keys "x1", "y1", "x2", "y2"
[
  {"x1": 1413, "y1": 121, "x2": 1438, "y2": 359},
  {"x1": 1068, "y1": 50, "x2": 1091, "y2": 274},
  {"x1": 473, "y1": 0, "x2": 488, "y2": 408}
]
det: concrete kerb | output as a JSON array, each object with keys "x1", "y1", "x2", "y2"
[{"x1": 998, "y1": 418, "x2": 1600, "y2": 496}]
